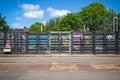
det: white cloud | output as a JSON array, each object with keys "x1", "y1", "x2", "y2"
[
  {"x1": 12, "y1": 23, "x2": 26, "y2": 29},
  {"x1": 16, "y1": 17, "x2": 22, "y2": 21},
  {"x1": 21, "y1": 4, "x2": 44, "y2": 19},
  {"x1": 47, "y1": 7, "x2": 70, "y2": 17},
  {"x1": 23, "y1": 10, "x2": 44, "y2": 18},
  {"x1": 21, "y1": 4, "x2": 39, "y2": 11}
]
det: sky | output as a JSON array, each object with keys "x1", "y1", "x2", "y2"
[{"x1": 0, "y1": 0, "x2": 120, "y2": 29}]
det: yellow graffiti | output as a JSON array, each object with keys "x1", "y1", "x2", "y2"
[{"x1": 62, "y1": 41, "x2": 68, "y2": 46}]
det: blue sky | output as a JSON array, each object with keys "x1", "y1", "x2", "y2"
[{"x1": 0, "y1": 0, "x2": 119, "y2": 29}]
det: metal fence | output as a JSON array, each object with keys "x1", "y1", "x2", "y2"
[{"x1": 0, "y1": 31, "x2": 120, "y2": 54}]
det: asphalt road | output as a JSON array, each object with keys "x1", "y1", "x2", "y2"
[
  {"x1": 0, "y1": 72, "x2": 120, "y2": 80},
  {"x1": 0, "y1": 56, "x2": 120, "y2": 80}
]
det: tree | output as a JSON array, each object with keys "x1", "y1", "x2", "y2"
[
  {"x1": 117, "y1": 13, "x2": 120, "y2": 31},
  {"x1": 0, "y1": 13, "x2": 9, "y2": 31},
  {"x1": 79, "y1": 2, "x2": 108, "y2": 31},
  {"x1": 108, "y1": 8, "x2": 116, "y2": 18},
  {"x1": 29, "y1": 22, "x2": 44, "y2": 32},
  {"x1": 44, "y1": 18, "x2": 56, "y2": 32},
  {"x1": 44, "y1": 17, "x2": 61, "y2": 32},
  {"x1": 57, "y1": 13, "x2": 83, "y2": 31}
]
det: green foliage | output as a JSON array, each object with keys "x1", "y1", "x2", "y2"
[
  {"x1": 43, "y1": 2, "x2": 119, "y2": 32},
  {"x1": 79, "y1": 2, "x2": 108, "y2": 31},
  {"x1": 0, "y1": 13, "x2": 9, "y2": 31},
  {"x1": 108, "y1": 8, "x2": 116, "y2": 18},
  {"x1": 44, "y1": 18, "x2": 59, "y2": 32},
  {"x1": 102, "y1": 25, "x2": 112, "y2": 31},
  {"x1": 117, "y1": 13, "x2": 120, "y2": 31},
  {"x1": 57, "y1": 13, "x2": 83, "y2": 31},
  {"x1": 29, "y1": 22, "x2": 44, "y2": 32}
]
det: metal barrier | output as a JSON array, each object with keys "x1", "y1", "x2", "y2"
[{"x1": 0, "y1": 31, "x2": 119, "y2": 54}]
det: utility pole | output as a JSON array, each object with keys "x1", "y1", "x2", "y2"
[{"x1": 113, "y1": 17, "x2": 118, "y2": 32}]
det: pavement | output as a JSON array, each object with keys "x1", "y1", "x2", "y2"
[
  {"x1": 0, "y1": 54, "x2": 120, "y2": 63},
  {"x1": 0, "y1": 53, "x2": 120, "y2": 57},
  {"x1": 0, "y1": 53, "x2": 120, "y2": 80}
]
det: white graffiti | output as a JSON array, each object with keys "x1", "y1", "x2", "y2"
[
  {"x1": 95, "y1": 45, "x2": 103, "y2": 51},
  {"x1": 61, "y1": 35, "x2": 70, "y2": 40},
  {"x1": 106, "y1": 35, "x2": 115, "y2": 40},
  {"x1": 18, "y1": 33, "x2": 26, "y2": 39}
]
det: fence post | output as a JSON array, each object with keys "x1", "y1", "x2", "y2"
[
  {"x1": 14, "y1": 31, "x2": 17, "y2": 54},
  {"x1": 71, "y1": 32, "x2": 73, "y2": 54},
  {"x1": 26, "y1": 32, "x2": 28, "y2": 53},
  {"x1": 115, "y1": 31, "x2": 118, "y2": 53},
  {"x1": 59, "y1": 32, "x2": 61, "y2": 53},
  {"x1": 103, "y1": 32, "x2": 107, "y2": 53},
  {"x1": 81, "y1": 32, "x2": 84, "y2": 54},
  {"x1": 47, "y1": 32, "x2": 50, "y2": 54},
  {"x1": 36, "y1": 32, "x2": 39, "y2": 53},
  {"x1": 93, "y1": 32, "x2": 95, "y2": 55}
]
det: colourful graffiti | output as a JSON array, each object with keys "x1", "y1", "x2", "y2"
[
  {"x1": 61, "y1": 35, "x2": 70, "y2": 46},
  {"x1": 84, "y1": 35, "x2": 92, "y2": 40},
  {"x1": 28, "y1": 45, "x2": 36, "y2": 49},
  {"x1": 73, "y1": 33, "x2": 83, "y2": 41},
  {"x1": 39, "y1": 35, "x2": 48, "y2": 45},
  {"x1": 50, "y1": 36, "x2": 59, "y2": 40}
]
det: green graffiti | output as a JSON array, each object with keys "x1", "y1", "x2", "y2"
[
  {"x1": 50, "y1": 36, "x2": 58, "y2": 40},
  {"x1": 28, "y1": 45, "x2": 36, "y2": 49},
  {"x1": 85, "y1": 40, "x2": 91, "y2": 44}
]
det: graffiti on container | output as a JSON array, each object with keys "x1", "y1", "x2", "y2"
[
  {"x1": 28, "y1": 40, "x2": 37, "y2": 44},
  {"x1": 95, "y1": 45, "x2": 103, "y2": 51},
  {"x1": 28, "y1": 45, "x2": 36, "y2": 49},
  {"x1": 28, "y1": 35, "x2": 37, "y2": 44},
  {"x1": 39, "y1": 35, "x2": 48, "y2": 39},
  {"x1": 62, "y1": 41, "x2": 68, "y2": 46},
  {"x1": 40, "y1": 40, "x2": 48, "y2": 45},
  {"x1": 39, "y1": 35, "x2": 48, "y2": 45},
  {"x1": 73, "y1": 46, "x2": 80, "y2": 50},
  {"x1": 73, "y1": 33, "x2": 83, "y2": 41},
  {"x1": 50, "y1": 36, "x2": 59, "y2": 40},
  {"x1": 84, "y1": 36, "x2": 92, "y2": 40},
  {"x1": 61, "y1": 35, "x2": 70, "y2": 40},
  {"x1": 17, "y1": 33, "x2": 26, "y2": 39},
  {"x1": 7, "y1": 33, "x2": 14, "y2": 39},
  {"x1": 85, "y1": 40, "x2": 91, "y2": 44},
  {"x1": 106, "y1": 35, "x2": 115, "y2": 40},
  {"x1": 28, "y1": 35, "x2": 36, "y2": 39},
  {"x1": 61, "y1": 35, "x2": 70, "y2": 46},
  {"x1": 50, "y1": 36, "x2": 59, "y2": 45}
]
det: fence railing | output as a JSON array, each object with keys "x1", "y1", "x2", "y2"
[{"x1": 0, "y1": 31, "x2": 120, "y2": 54}]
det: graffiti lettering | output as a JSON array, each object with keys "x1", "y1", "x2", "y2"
[
  {"x1": 73, "y1": 34, "x2": 83, "y2": 38},
  {"x1": 106, "y1": 35, "x2": 115, "y2": 40},
  {"x1": 61, "y1": 35, "x2": 70, "y2": 40},
  {"x1": 61, "y1": 35, "x2": 70, "y2": 46},
  {"x1": 95, "y1": 45, "x2": 103, "y2": 51}
]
